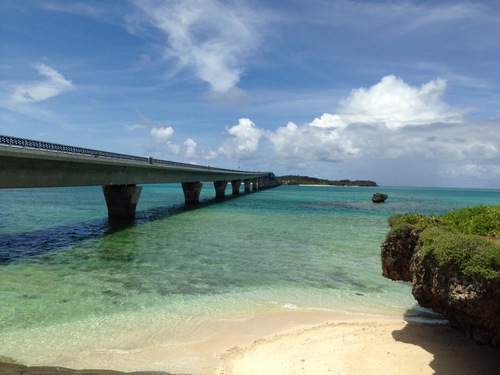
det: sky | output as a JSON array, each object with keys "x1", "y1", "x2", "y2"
[{"x1": 1, "y1": 0, "x2": 500, "y2": 188}]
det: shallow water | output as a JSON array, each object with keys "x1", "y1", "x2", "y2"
[{"x1": 0, "y1": 184, "x2": 498, "y2": 370}]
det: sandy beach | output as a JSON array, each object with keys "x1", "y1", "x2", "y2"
[
  {"x1": 2, "y1": 310, "x2": 499, "y2": 375},
  {"x1": 215, "y1": 317, "x2": 500, "y2": 375}
]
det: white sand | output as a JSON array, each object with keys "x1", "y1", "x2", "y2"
[
  {"x1": 10, "y1": 309, "x2": 500, "y2": 375},
  {"x1": 214, "y1": 318, "x2": 500, "y2": 375}
]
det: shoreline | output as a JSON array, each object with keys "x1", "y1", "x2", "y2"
[{"x1": 2, "y1": 309, "x2": 499, "y2": 375}]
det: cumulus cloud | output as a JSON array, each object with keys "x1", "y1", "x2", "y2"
[
  {"x1": 267, "y1": 121, "x2": 359, "y2": 165},
  {"x1": 347, "y1": 121, "x2": 498, "y2": 163},
  {"x1": 263, "y1": 75, "x2": 463, "y2": 166},
  {"x1": 151, "y1": 126, "x2": 174, "y2": 142},
  {"x1": 133, "y1": 0, "x2": 265, "y2": 93},
  {"x1": 150, "y1": 127, "x2": 201, "y2": 159},
  {"x1": 217, "y1": 118, "x2": 263, "y2": 159},
  {"x1": 338, "y1": 75, "x2": 462, "y2": 129},
  {"x1": 309, "y1": 113, "x2": 348, "y2": 129},
  {"x1": 184, "y1": 138, "x2": 198, "y2": 159},
  {"x1": 145, "y1": 75, "x2": 498, "y2": 187},
  {"x1": 151, "y1": 126, "x2": 180, "y2": 154},
  {"x1": 203, "y1": 75, "x2": 473, "y2": 170},
  {"x1": 216, "y1": 77, "x2": 497, "y2": 186},
  {"x1": 10, "y1": 63, "x2": 74, "y2": 103}
]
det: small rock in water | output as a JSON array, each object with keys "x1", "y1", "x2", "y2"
[{"x1": 372, "y1": 192, "x2": 388, "y2": 203}]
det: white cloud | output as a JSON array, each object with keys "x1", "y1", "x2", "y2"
[
  {"x1": 133, "y1": 0, "x2": 265, "y2": 93},
  {"x1": 265, "y1": 75, "x2": 462, "y2": 165},
  {"x1": 267, "y1": 121, "x2": 359, "y2": 165},
  {"x1": 347, "y1": 122, "x2": 499, "y2": 163},
  {"x1": 151, "y1": 126, "x2": 180, "y2": 155},
  {"x1": 0, "y1": 63, "x2": 74, "y2": 123},
  {"x1": 217, "y1": 118, "x2": 263, "y2": 159},
  {"x1": 187, "y1": 76, "x2": 498, "y2": 187},
  {"x1": 437, "y1": 162, "x2": 500, "y2": 187},
  {"x1": 151, "y1": 126, "x2": 174, "y2": 142},
  {"x1": 168, "y1": 143, "x2": 180, "y2": 155},
  {"x1": 10, "y1": 63, "x2": 74, "y2": 103},
  {"x1": 309, "y1": 113, "x2": 347, "y2": 129},
  {"x1": 338, "y1": 75, "x2": 462, "y2": 129},
  {"x1": 184, "y1": 138, "x2": 198, "y2": 159},
  {"x1": 146, "y1": 75, "x2": 498, "y2": 188}
]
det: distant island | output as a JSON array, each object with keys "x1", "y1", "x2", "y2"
[{"x1": 278, "y1": 175, "x2": 378, "y2": 187}]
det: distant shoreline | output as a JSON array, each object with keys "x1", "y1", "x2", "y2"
[{"x1": 278, "y1": 175, "x2": 378, "y2": 187}]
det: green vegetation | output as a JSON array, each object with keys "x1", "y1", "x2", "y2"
[
  {"x1": 278, "y1": 175, "x2": 377, "y2": 186},
  {"x1": 419, "y1": 226, "x2": 500, "y2": 279},
  {"x1": 440, "y1": 205, "x2": 500, "y2": 237},
  {"x1": 387, "y1": 205, "x2": 500, "y2": 279}
]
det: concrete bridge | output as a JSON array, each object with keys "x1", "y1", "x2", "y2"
[{"x1": 0, "y1": 135, "x2": 280, "y2": 219}]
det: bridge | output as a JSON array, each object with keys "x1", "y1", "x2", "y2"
[{"x1": 0, "y1": 135, "x2": 280, "y2": 219}]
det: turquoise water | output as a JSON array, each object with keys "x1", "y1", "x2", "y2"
[{"x1": 0, "y1": 184, "x2": 499, "y2": 367}]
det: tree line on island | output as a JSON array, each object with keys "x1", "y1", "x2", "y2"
[{"x1": 278, "y1": 175, "x2": 378, "y2": 187}]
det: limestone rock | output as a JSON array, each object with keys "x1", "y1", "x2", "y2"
[
  {"x1": 372, "y1": 192, "x2": 388, "y2": 203},
  {"x1": 380, "y1": 224, "x2": 420, "y2": 282},
  {"x1": 381, "y1": 225, "x2": 500, "y2": 347}
]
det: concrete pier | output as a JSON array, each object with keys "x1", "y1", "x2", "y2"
[
  {"x1": 244, "y1": 179, "x2": 251, "y2": 193},
  {"x1": 182, "y1": 182, "x2": 203, "y2": 204},
  {"x1": 102, "y1": 185, "x2": 142, "y2": 219},
  {"x1": 231, "y1": 180, "x2": 241, "y2": 195},
  {"x1": 214, "y1": 180, "x2": 228, "y2": 199}
]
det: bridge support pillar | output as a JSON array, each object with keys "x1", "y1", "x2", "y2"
[
  {"x1": 182, "y1": 182, "x2": 203, "y2": 204},
  {"x1": 252, "y1": 178, "x2": 258, "y2": 190},
  {"x1": 231, "y1": 180, "x2": 241, "y2": 195},
  {"x1": 244, "y1": 179, "x2": 251, "y2": 193},
  {"x1": 102, "y1": 185, "x2": 142, "y2": 220},
  {"x1": 213, "y1": 180, "x2": 228, "y2": 199}
]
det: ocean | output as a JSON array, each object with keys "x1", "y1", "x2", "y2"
[{"x1": 0, "y1": 184, "x2": 498, "y2": 372}]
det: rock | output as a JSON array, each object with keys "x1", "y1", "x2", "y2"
[
  {"x1": 372, "y1": 192, "x2": 388, "y2": 203},
  {"x1": 380, "y1": 224, "x2": 421, "y2": 282},
  {"x1": 381, "y1": 225, "x2": 500, "y2": 347},
  {"x1": 411, "y1": 249, "x2": 500, "y2": 346}
]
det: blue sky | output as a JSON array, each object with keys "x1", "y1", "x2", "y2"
[{"x1": 1, "y1": 0, "x2": 500, "y2": 188}]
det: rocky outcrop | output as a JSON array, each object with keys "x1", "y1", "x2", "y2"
[
  {"x1": 381, "y1": 224, "x2": 420, "y2": 281},
  {"x1": 381, "y1": 225, "x2": 500, "y2": 347},
  {"x1": 372, "y1": 192, "x2": 388, "y2": 203}
]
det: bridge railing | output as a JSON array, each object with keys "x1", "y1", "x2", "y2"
[{"x1": 0, "y1": 135, "x2": 264, "y2": 175}]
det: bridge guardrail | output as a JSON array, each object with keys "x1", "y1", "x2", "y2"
[{"x1": 0, "y1": 135, "x2": 265, "y2": 175}]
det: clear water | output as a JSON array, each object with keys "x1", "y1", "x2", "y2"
[{"x1": 0, "y1": 184, "x2": 498, "y2": 367}]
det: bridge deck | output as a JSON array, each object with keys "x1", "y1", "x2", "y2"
[
  {"x1": 0, "y1": 135, "x2": 280, "y2": 218},
  {"x1": 0, "y1": 135, "x2": 270, "y2": 188}
]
